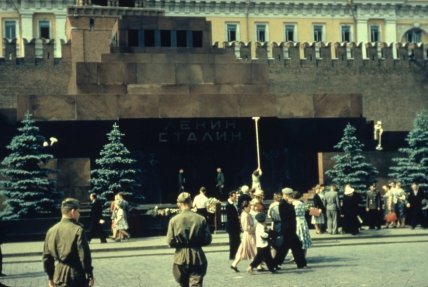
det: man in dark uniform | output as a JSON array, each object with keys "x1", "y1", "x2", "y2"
[
  {"x1": 178, "y1": 169, "x2": 186, "y2": 192},
  {"x1": 225, "y1": 190, "x2": 241, "y2": 260},
  {"x1": 43, "y1": 198, "x2": 94, "y2": 287},
  {"x1": 166, "y1": 192, "x2": 212, "y2": 287},
  {"x1": 88, "y1": 193, "x2": 107, "y2": 243},
  {"x1": 366, "y1": 183, "x2": 382, "y2": 230},
  {"x1": 407, "y1": 182, "x2": 425, "y2": 229},
  {"x1": 215, "y1": 167, "x2": 225, "y2": 198},
  {"x1": 274, "y1": 187, "x2": 306, "y2": 269}
]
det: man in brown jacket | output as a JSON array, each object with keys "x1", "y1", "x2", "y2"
[
  {"x1": 43, "y1": 198, "x2": 94, "y2": 287},
  {"x1": 166, "y1": 192, "x2": 212, "y2": 287}
]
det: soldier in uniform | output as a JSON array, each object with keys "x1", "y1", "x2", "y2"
[
  {"x1": 166, "y1": 192, "x2": 212, "y2": 287},
  {"x1": 43, "y1": 198, "x2": 94, "y2": 287}
]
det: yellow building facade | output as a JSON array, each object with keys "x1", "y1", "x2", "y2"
[
  {"x1": 0, "y1": 0, "x2": 70, "y2": 58},
  {"x1": 145, "y1": 0, "x2": 428, "y2": 58}
]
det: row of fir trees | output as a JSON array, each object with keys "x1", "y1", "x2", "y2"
[
  {"x1": 1, "y1": 112, "x2": 427, "y2": 219},
  {"x1": 0, "y1": 114, "x2": 140, "y2": 220}
]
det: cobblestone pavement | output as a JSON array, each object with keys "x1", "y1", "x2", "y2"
[{"x1": 1, "y1": 236, "x2": 428, "y2": 287}]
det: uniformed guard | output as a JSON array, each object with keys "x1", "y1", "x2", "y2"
[
  {"x1": 166, "y1": 192, "x2": 212, "y2": 287},
  {"x1": 43, "y1": 198, "x2": 94, "y2": 287}
]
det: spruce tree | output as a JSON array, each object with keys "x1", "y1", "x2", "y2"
[
  {"x1": 325, "y1": 123, "x2": 379, "y2": 195},
  {"x1": 90, "y1": 123, "x2": 141, "y2": 208},
  {"x1": 0, "y1": 113, "x2": 58, "y2": 220},
  {"x1": 389, "y1": 111, "x2": 428, "y2": 189}
]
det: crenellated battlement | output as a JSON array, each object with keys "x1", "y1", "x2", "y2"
[
  {"x1": 219, "y1": 41, "x2": 428, "y2": 64},
  {"x1": 1, "y1": 37, "x2": 427, "y2": 69},
  {"x1": 1, "y1": 39, "x2": 71, "y2": 65}
]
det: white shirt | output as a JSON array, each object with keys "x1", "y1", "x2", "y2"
[
  {"x1": 193, "y1": 193, "x2": 209, "y2": 209},
  {"x1": 255, "y1": 222, "x2": 269, "y2": 248}
]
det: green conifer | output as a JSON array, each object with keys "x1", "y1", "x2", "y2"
[
  {"x1": 0, "y1": 113, "x2": 58, "y2": 219},
  {"x1": 325, "y1": 123, "x2": 378, "y2": 195}
]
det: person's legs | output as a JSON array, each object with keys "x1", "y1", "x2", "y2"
[
  {"x1": 331, "y1": 210, "x2": 338, "y2": 234},
  {"x1": 0, "y1": 244, "x2": 4, "y2": 276},
  {"x1": 189, "y1": 264, "x2": 207, "y2": 287},
  {"x1": 173, "y1": 264, "x2": 190, "y2": 287}
]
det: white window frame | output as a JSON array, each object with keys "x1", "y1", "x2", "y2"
[
  {"x1": 340, "y1": 24, "x2": 353, "y2": 42},
  {"x1": 369, "y1": 25, "x2": 381, "y2": 42},
  {"x1": 39, "y1": 20, "x2": 51, "y2": 39},
  {"x1": 255, "y1": 23, "x2": 268, "y2": 43},
  {"x1": 406, "y1": 28, "x2": 422, "y2": 43},
  {"x1": 4, "y1": 19, "x2": 18, "y2": 40},
  {"x1": 284, "y1": 24, "x2": 297, "y2": 42},
  {"x1": 225, "y1": 23, "x2": 240, "y2": 42},
  {"x1": 313, "y1": 24, "x2": 325, "y2": 42}
]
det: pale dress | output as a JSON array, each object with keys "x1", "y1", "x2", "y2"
[
  {"x1": 293, "y1": 200, "x2": 312, "y2": 250},
  {"x1": 115, "y1": 208, "x2": 129, "y2": 231},
  {"x1": 234, "y1": 211, "x2": 256, "y2": 260}
]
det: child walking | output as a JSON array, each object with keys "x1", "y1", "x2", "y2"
[{"x1": 247, "y1": 212, "x2": 276, "y2": 274}]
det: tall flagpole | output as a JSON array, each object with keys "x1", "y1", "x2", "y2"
[{"x1": 252, "y1": 117, "x2": 261, "y2": 169}]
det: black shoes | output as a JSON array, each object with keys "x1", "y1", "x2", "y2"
[
  {"x1": 230, "y1": 265, "x2": 239, "y2": 272},
  {"x1": 0, "y1": 273, "x2": 6, "y2": 277}
]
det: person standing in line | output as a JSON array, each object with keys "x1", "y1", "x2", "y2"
[
  {"x1": 341, "y1": 184, "x2": 360, "y2": 235},
  {"x1": 392, "y1": 181, "x2": 408, "y2": 228},
  {"x1": 311, "y1": 184, "x2": 326, "y2": 234},
  {"x1": 167, "y1": 192, "x2": 212, "y2": 287},
  {"x1": 114, "y1": 198, "x2": 131, "y2": 242},
  {"x1": 216, "y1": 167, "x2": 225, "y2": 198},
  {"x1": 43, "y1": 198, "x2": 94, "y2": 287},
  {"x1": 251, "y1": 168, "x2": 262, "y2": 190},
  {"x1": 407, "y1": 182, "x2": 425, "y2": 229},
  {"x1": 324, "y1": 185, "x2": 341, "y2": 235},
  {"x1": 178, "y1": 168, "x2": 186, "y2": 192},
  {"x1": 225, "y1": 191, "x2": 241, "y2": 260},
  {"x1": 366, "y1": 183, "x2": 381, "y2": 230},
  {"x1": 88, "y1": 193, "x2": 107, "y2": 243},
  {"x1": 230, "y1": 200, "x2": 256, "y2": 272},
  {"x1": 274, "y1": 187, "x2": 306, "y2": 269},
  {"x1": 193, "y1": 186, "x2": 209, "y2": 221}
]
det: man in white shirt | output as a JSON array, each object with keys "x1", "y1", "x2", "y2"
[{"x1": 193, "y1": 187, "x2": 209, "y2": 221}]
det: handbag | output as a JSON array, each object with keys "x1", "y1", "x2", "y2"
[
  {"x1": 385, "y1": 212, "x2": 397, "y2": 223},
  {"x1": 309, "y1": 207, "x2": 321, "y2": 217}
]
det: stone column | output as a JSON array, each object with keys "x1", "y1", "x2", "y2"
[
  {"x1": 55, "y1": 14, "x2": 67, "y2": 58},
  {"x1": 385, "y1": 19, "x2": 398, "y2": 59},
  {"x1": 20, "y1": 12, "x2": 33, "y2": 57},
  {"x1": 356, "y1": 19, "x2": 368, "y2": 59}
]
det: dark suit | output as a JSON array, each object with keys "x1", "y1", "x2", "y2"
[
  {"x1": 274, "y1": 199, "x2": 306, "y2": 268},
  {"x1": 89, "y1": 199, "x2": 107, "y2": 243},
  {"x1": 225, "y1": 200, "x2": 241, "y2": 259},
  {"x1": 407, "y1": 189, "x2": 425, "y2": 228},
  {"x1": 178, "y1": 172, "x2": 186, "y2": 192},
  {"x1": 216, "y1": 172, "x2": 225, "y2": 198}
]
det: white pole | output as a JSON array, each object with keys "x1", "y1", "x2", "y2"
[{"x1": 252, "y1": 117, "x2": 261, "y2": 168}]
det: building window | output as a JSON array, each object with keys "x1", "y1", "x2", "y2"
[
  {"x1": 313, "y1": 25, "x2": 324, "y2": 42},
  {"x1": 406, "y1": 28, "x2": 422, "y2": 43},
  {"x1": 4, "y1": 20, "x2": 17, "y2": 40},
  {"x1": 128, "y1": 29, "x2": 139, "y2": 47},
  {"x1": 160, "y1": 30, "x2": 171, "y2": 47},
  {"x1": 256, "y1": 24, "x2": 267, "y2": 42},
  {"x1": 370, "y1": 25, "x2": 380, "y2": 42},
  {"x1": 144, "y1": 30, "x2": 155, "y2": 47},
  {"x1": 39, "y1": 20, "x2": 50, "y2": 39},
  {"x1": 226, "y1": 23, "x2": 239, "y2": 42},
  {"x1": 176, "y1": 30, "x2": 187, "y2": 47},
  {"x1": 192, "y1": 31, "x2": 203, "y2": 48},
  {"x1": 285, "y1": 24, "x2": 295, "y2": 42},
  {"x1": 341, "y1": 25, "x2": 351, "y2": 42}
]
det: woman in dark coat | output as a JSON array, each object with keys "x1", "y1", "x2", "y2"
[{"x1": 341, "y1": 184, "x2": 360, "y2": 235}]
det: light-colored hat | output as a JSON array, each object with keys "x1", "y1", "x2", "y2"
[
  {"x1": 344, "y1": 185, "x2": 355, "y2": 195},
  {"x1": 282, "y1": 187, "x2": 294, "y2": 195},
  {"x1": 177, "y1": 192, "x2": 192, "y2": 203},
  {"x1": 254, "y1": 189, "x2": 264, "y2": 197},
  {"x1": 241, "y1": 185, "x2": 250, "y2": 194}
]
